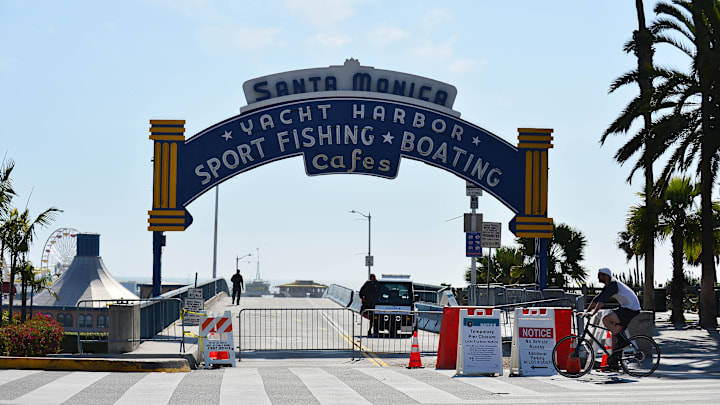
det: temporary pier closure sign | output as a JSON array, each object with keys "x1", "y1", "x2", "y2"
[{"x1": 146, "y1": 59, "x2": 554, "y2": 295}]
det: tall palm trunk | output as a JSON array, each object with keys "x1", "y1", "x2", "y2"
[
  {"x1": 0, "y1": 241, "x2": 4, "y2": 328},
  {"x1": 670, "y1": 230, "x2": 685, "y2": 324},
  {"x1": 20, "y1": 268, "x2": 26, "y2": 322},
  {"x1": 694, "y1": 0, "x2": 719, "y2": 328},
  {"x1": 636, "y1": 0, "x2": 657, "y2": 310},
  {"x1": 7, "y1": 254, "x2": 15, "y2": 323}
]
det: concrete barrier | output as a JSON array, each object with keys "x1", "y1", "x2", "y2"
[
  {"x1": 628, "y1": 310, "x2": 654, "y2": 337},
  {"x1": 108, "y1": 304, "x2": 140, "y2": 353}
]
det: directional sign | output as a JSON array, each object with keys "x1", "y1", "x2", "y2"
[
  {"x1": 481, "y1": 222, "x2": 501, "y2": 248},
  {"x1": 466, "y1": 181, "x2": 483, "y2": 197},
  {"x1": 466, "y1": 232, "x2": 482, "y2": 257}
]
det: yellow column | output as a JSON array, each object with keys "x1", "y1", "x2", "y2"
[{"x1": 148, "y1": 120, "x2": 188, "y2": 231}]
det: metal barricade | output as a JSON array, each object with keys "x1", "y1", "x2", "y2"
[
  {"x1": 359, "y1": 309, "x2": 440, "y2": 355},
  {"x1": 238, "y1": 308, "x2": 356, "y2": 359},
  {"x1": 75, "y1": 298, "x2": 185, "y2": 354}
]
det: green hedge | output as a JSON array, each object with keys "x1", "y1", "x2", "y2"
[{"x1": 0, "y1": 313, "x2": 64, "y2": 357}]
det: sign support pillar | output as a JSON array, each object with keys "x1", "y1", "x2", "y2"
[
  {"x1": 538, "y1": 238, "x2": 548, "y2": 290},
  {"x1": 152, "y1": 231, "x2": 164, "y2": 297}
]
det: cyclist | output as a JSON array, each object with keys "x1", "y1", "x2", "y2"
[{"x1": 583, "y1": 267, "x2": 641, "y2": 371}]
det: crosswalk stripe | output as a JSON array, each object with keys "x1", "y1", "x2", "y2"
[
  {"x1": 290, "y1": 368, "x2": 371, "y2": 405},
  {"x1": 0, "y1": 370, "x2": 42, "y2": 387},
  {"x1": 114, "y1": 372, "x2": 186, "y2": 405},
  {"x1": 10, "y1": 371, "x2": 108, "y2": 405},
  {"x1": 432, "y1": 369, "x2": 537, "y2": 395},
  {"x1": 220, "y1": 368, "x2": 271, "y2": 405},
  {"x1": 528, "y1": 376, "x2": 604, "y2": 391},
  {"x1": 358, "y1": 368, "x2": 464, "y2": 404}
]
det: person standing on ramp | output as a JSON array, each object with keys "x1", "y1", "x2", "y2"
[
  {"x1": 360, "y1": 274, "x2": 379, "y2": 337},
  {"x1": 231, "y1": 270, "x2": 244, "y2": 305}
]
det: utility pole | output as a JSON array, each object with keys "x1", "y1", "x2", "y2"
[{"x1": 212, "y1": 185, "x2": 219, "y2": 279}]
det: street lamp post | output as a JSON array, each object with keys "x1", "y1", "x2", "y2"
[
  {"x1": 350, "y1": 210, "x2": 372, "y2": 280},
  {"x1": 235, "y1": 253, "x2": 252, "y2": 272}
]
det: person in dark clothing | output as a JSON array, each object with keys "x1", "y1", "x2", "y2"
[
  {"x1": 360, "y1": 274, "x2": 379, "y2": 336},
  {"x1": 231, "y1": 270, "x2": 244, "y2": 305}
]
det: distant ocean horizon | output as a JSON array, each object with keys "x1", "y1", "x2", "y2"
[{"x1": 116, "y1": 276, "x2": 361, "y2": 290}]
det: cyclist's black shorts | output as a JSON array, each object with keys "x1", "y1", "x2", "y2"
[{"x1": 613, "y1": 307, "x2": 640, "y2": 328}]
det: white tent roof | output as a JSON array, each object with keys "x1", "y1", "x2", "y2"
[{"x1": 33, "y1": 234, "x2": 138, "y2": 307}]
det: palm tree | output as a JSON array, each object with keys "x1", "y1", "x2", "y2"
[
  {"x1": 4, "y1": 207, "x2": 60, "y2": 322},
  {"x1": 653, "y1": 0, "x2": 720, "y2": 327},
  {"x1": 17, "y1": 208, "x2": 61, "y2": 321},
  {"x1": 617, "y1": 230, "x2": 643, "y2": 288},
  {"x1": 465, "y1": 246, "x2": 524, "y2": 285},
  {"x1": 516, "y1": 224, "x2": 588, "y2": 288},
  {"x1": 0, "y1": 158, "x2": 14, "y2": 327},
  {"x1": 657, "y1": 177, "x2": 701, "y2": 324},
  {"x1": 601, "y1": 0, "x2": 661, "y2": 310}
]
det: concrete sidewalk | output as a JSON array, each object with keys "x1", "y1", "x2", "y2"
[{"x1": 652, "y1": 311, "x2": 720, "y2": 375}]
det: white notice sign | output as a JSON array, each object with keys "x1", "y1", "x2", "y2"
[
  {"x1": 456, "y1": 310, "x2": 503, "y2": 375},
  {"x1": 184, "y1": 288, "x2": 205, "y2": 326},
  {"x1": 481, "y1": 222, "x2": 501, "y2": 248},
  {"x1": 516, "y1": 315, "x2": 556, "y2": 376}
]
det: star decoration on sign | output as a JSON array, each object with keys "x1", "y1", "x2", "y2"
[
  {"x1": 221, "y1": 130, "x2": 233, "y2": 141},
  {"x1": 472, "y1": 136, "x2": 481, "y2": 146},
  {"x1": 382, "y1": 131, "x2": 394, "y2": 144}
]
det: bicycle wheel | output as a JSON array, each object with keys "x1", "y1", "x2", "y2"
[
  {"x1": 552, "y1": 335, "x2": 595, "y2": 378},
  {"x1": 620, "y1": 335, "x2": 660, "y2": 377}
]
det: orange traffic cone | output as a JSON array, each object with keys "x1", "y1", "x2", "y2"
[
  {"x1": 566, "y1": 339, "x2": 581, "y2": 373},
  {"x1": 600, "y1": 331, "x2": 613, "y2": 367},
  {"x1": 407, "y1": 330, "x2": 424, "y2": 369}
]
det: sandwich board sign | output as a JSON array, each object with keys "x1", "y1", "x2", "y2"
[
  {"x1": 509, "y1": 308, "x2": 571, "y2": 376},
  {"x1": 455, "y1": 309, "x2": 503, "y2": 376}
]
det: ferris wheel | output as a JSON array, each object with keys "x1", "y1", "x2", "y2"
[{"x1": 39, "y1": 228, "x2": 79, "y2": 280}]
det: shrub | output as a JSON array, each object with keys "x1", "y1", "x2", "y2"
[{"x1": 0, "y1": 313, "x2": 64, "y2": 357}]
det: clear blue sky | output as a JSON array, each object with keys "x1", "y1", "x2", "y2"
[{"x1": 1, "y1": 1, "x2": 697, "y2": 289}]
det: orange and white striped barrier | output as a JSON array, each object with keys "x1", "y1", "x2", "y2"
[{"x1": 201, "y1": 310, "x2": 235, "y2": 368}]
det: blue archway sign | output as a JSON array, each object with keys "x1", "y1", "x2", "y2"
[{"x1": 147, "y1": 61, "x2": 554, "y2": 296}]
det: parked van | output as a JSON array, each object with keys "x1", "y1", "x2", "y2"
[{"x1": 371, "y1": 274, "x2": 415, "y2": 337}]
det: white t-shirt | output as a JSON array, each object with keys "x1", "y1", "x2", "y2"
[{"x1": 597, "y1": 280, "x2": 641, "y2": 311}]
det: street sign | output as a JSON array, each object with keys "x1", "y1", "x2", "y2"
[
  {"x1": 465, "y1": 232, "x2": 482, "y2": 257},
  {"x1": 470, "y1": 196, "x2": 478, "y2": 209},
  {"x1": 466, "y1": 182, "x2": 483, "y2": 197},
  {"x1": 365, "y1": 255, "x2": 374, "y2": 266},
  {"x1": 481, "y1": 222, "x2": 501, "y2": 248},
  {"x1": 464, "y1": 213, "x2": 483, "y2": 232}
]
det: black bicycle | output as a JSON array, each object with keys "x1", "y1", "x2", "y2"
[{"x1": 551, "y1": 312, "x2": 660, "y2": 378}]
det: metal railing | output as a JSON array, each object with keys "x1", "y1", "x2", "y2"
[
  {"x1": 359, "y1": 308, "x2": 440, "y2": 355},
  {"x1": 237, "y1": 307, "x2": 357, "y2": 359},
  {"x1": 492, "y1": 297, "x2": 580, "y2": 340},
  {"x1": 75, "y1": 298, "x2": 185, "y2": 354}
]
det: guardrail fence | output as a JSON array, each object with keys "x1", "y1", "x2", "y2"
[
  {"x1": 75, "y1": 297, "x2": 185, "y2": 354},
  {"x1": 237, "y1": 307, "x2": 357, "y2": 359}
]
